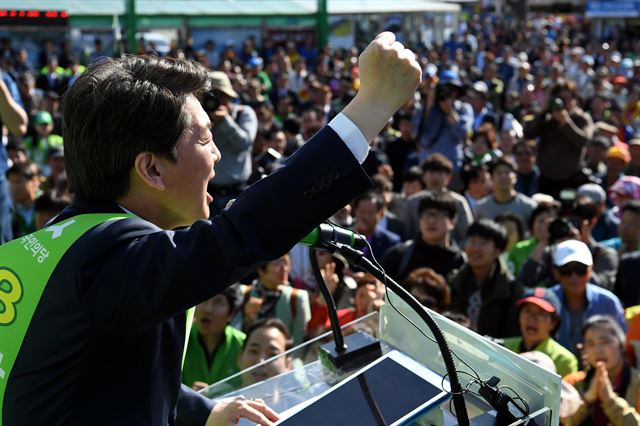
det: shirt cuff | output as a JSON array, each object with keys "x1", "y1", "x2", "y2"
[{"x1": 328, "y1": 112, "x2": 370, "y2": 164}]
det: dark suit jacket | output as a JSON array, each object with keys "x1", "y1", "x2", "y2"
[
  {"x1": 615, "y1": 251, "x2": 640, "y2": 308},
  {"x1": 3, "y1": 126, "x2": 371, "y2": 425}
]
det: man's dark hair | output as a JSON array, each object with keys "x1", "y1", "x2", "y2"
[
  {"x1": 242, "y1": 318, "x2": 294, "y2": 351},
  {"x1": 466, "y1": 218, "x2": 508, "y2": 251},
  {"x1": 6, "y1": 162, "x2": 39, "y2": 180},
  {"x1": 371, "y1": 174, "x2": 393, "y2": 194},
  {"x1": 352, "y1": 191, "x2": 384, "y2": 212},
  {"x1": 282, "y1": 117, "x2": 301, "y2": 135},
  {"x1": 62, "y1": 55, "x2": 209, "y2": 201},
  {"x1": 460, "y1": 163, "x2": 488, "y2": 191},
  {"x1": 421, "y1": 153, "x2": 453, "y2": 174},
  {"x1": 622, "y1": 199, "x2": 640, "y2": 216},
  {"x1": 528, "y1": 201, "x2": 558, "y2": 232},
  {"x1": 403, "y1": 166, "x2": 424, "y2": 185},
  {"x1": 488, "y1": 156, "x2": 516, "y2": 175},
  {"x1": 418, "y1": 192, "x2": 457, "y2": 219}
]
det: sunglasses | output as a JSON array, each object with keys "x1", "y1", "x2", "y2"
[{"x1": 557, "y1": 263, "x2": 588, "y2": 277}]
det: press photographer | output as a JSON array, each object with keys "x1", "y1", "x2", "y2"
[{"x1": 519, "y1": 189, "x2": 618, "y2": 289}]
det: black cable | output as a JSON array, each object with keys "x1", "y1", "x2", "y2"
[
  {"x1": 330, "y1": 241, "x2": 470, "y2": 425},
  {"x1": 308, "y1": 246, "x2": 346, "y2": 353}
]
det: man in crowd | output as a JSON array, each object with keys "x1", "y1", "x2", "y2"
[
  {"x1": 549, "y1": 240, "x2": 626, "y2": 358},
  {"x1": 0, "y1": 32, "x2": 422, "y2": 425},
  {"x1": 352, "y1": 191, "x2": 401, "y2": 261},
  {"x1": 523, "y1": 80, "x2": 594, "y2": 198},
  {"x1": 475, "y1": 157, "x2": 537, "y2": 224},
  {"x1": 404, "y1": 153, "x2": 473, "y2": 243},
  {"x1": 382, "y1": 192, "x2": 465, "y2": 284},
  {"x1": 206, "y1": 71, "x2": 258, "y2": 215}
]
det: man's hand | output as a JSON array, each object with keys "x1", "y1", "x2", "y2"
[
  {"x1": 244, "y1": 297, "x2": 263, "y2": 324},
  {"x1": 552, "y1": 109, "x2": 569, "y2": 125},
  {"x1": 206, "y1": 397, "x2": 279, "y2": 426},
  {"x1": 210, "y1": 105, "x2": 230, "y2": 123},
  {"x1": 343, "y1": 32, "x2": 421, "y2": 143}
]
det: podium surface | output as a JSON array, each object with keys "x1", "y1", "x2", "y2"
[{"x1": 201, "y1": 293, "x2": 560, "y2": 425}]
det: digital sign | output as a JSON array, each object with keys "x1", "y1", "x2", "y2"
[{"x1": 0, "y1": 10, "x2": 69, "y2": 27}]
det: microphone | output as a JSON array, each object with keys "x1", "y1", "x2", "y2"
[{"x1": 300, "y1": 223, "x2": 367, "y2": 250}]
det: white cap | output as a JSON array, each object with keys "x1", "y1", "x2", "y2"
[{"x1": 553, "y1": 240, "x2": 593, "y2": 267}]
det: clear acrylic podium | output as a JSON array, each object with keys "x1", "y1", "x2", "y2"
[{"x1": 200, "y1": 290, "x2": 561, "y2": 425}]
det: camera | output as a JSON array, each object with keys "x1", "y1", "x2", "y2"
[
  {"x1": 201, "y1": 91, "x2": 220, "y2": 113},
  {"x1": 550, "y1": 97, "x2": 564, "y2": 112},
  {"x1": 548, "y1": 217, "x2": 580, "y2": 245}
]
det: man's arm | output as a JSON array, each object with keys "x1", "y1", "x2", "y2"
[
  {"x1": 0, "y1": 78, "x2": 27, "y2": 136},
  {"x1": 176, "y1": 384, "x2": 215, "y2": 426},
  {"x1": 557, "y1": 111, "x2": 593, "y2": 149}
]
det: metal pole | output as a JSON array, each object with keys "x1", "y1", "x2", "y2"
[
  {"x1": 317, "y1": 0, "x2": 328, "y2": 49},
  {"x1": 126, "y1": 0, "x2": 137, "y2": 54}
]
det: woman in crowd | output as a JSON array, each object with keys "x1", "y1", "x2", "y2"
[
  {"x1": 563, "y1": 315, "x2": 640, "y2": 425},
  {"x1": 503, "y1": 287, "x2": 578, "y2": 377}
]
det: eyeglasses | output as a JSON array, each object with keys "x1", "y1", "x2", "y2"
[{"x1": 557, "y1": 263, "x2": 589, "y2": 277}]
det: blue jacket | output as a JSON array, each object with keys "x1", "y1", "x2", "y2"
[
  {"x1": 419, "y1": 101, "x2": 472, "y2": 170},
  {"x1": 551, "y1": 283, "x2": 626, "y2": 358},
  {"x1": 3, "y1": 126, "x2": 372, "y2": 425}
]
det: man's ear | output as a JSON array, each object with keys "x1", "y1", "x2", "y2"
[{"x1": 133, "y1": 152, "x2": 166, "y2": 191}]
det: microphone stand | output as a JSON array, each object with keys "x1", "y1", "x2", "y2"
[
  {"x1": 331, "y1": 243, "x2": 470, "y2": 426},
  {"x1": 309, "y1": 247, "x2": 346, "y2": 352}
]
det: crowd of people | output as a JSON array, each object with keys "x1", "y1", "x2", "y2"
[{"x1": 5, "y1": 13, "x2": 640, "y2": 424}]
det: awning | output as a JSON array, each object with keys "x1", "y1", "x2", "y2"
[
  {"x1": 586, "y1": 1, "x2": 640, "y2": 18},
  {"x1": 0, "y1": 0, "x2": 459, "y2": 16}
]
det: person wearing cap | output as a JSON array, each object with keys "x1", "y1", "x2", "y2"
[
  {"x1": 22, "y1": 110, "x2": 63, "y2": 176},
  {"x1": 604, "y1": 145, "x2": 630, "y2": 190},
  {"x1": 549, "y1": 240, "x2": 626, "y2": 359},
  {"x1": 467, "y1": 81, "x2": 492, "y2": 131},
  {"x1": 577, "y1": 183, "x2": 620, "y2": 242},
  {"x1": 503, "y1": 287, "x2": 578, "y2": 377},
  {"x1": 523, "y1": 79, "x2": 594, "y2": 199},
  {"x1": 245, "y1": 55, "x2": 272, "y2": 95},
  {"x1": 182, "y1": 285, "x2": 246, "y2": 392},
  {"x1": 206, "y1": 71, "x2": 258, "y2": 216},
  {"x1": 5, "y1": 161, "x2": 40, "y2": 238}
]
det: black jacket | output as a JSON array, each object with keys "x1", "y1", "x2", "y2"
[
  {"x1": 3, "y1": 126, "x2": 371, "y2": 425},
  {"x1": 451, "y1": 260, "x2": 523, "y2": 339}
]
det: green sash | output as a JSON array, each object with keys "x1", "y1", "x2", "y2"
[{"x1": 0, "y1": 214, "x2": 133, "y2": 417}]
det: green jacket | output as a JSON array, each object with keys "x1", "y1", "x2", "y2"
[
  {"x1": 23, "y1": 134, "x2": 63, "y2": 168},
  {"x1": 506, "y1": 238, "x2": 537, "y2": 277},
  {"x1": 503, "y1": 336, "x2": 578, "y2": 377},
  {"x1": 182, "y1": 325, "x2": 245, "y2": 388}
]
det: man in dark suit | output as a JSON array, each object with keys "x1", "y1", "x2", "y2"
[{"x1": 1, "y1": 33, "x2": 421, "y2": 425}]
